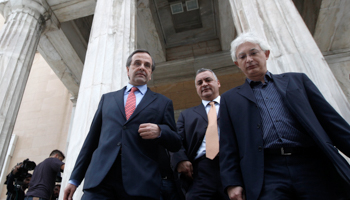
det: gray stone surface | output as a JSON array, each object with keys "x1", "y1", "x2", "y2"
[
  {"x1": 59, "y1": 1, "x2": 136, "y2": 199},
  {"x1": 0, "y1": 0, "x2": 50, "y2": 174}
]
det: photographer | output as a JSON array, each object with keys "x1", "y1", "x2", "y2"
[
  {"x1": 25, "y1": 150, "x2": 65, "y2": 200},
  {"x1": 6, "y1": 163, "x2": 32, "y2": 200}
]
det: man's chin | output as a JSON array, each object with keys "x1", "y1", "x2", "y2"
[
  {"x1": 202, "y1": 92, "x2": 213, "y2": 98},
  {"x1": 133, "y1": 79, "x2": 147, "y2": 85}
]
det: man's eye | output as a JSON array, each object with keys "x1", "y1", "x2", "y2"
[
  {"x1": 145, "y1": 63, "x2": 151, "y2": 68},
  {"x1": 239, "y1": 55, "x2": 246, "y2": 59}
]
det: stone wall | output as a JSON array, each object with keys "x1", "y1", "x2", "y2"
[
  {"x1": 328, "y1": 60, "x2": 350, "y2": 102},
  {"x1": 0, "y1": 53, "x2": 72, "y2": 200},
  {"x1": 150, "y1": 72, "x2": 246, "y2": 120}
]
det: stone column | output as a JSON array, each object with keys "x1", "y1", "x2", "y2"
[
  {"x1": 228, "y1": 0, "x2": 350, "y2": 122},
  {"x1": 0, "y1": 0, "x2": 54, "y2": 172},
  {"x1": 60, "y1": 0, "x2": 136, "y2": 199}
]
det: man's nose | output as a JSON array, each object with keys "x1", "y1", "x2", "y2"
[
  {"x1": 246, "y1": 55, "x2": 253, "y2": 63},
  {"x1": 138, "y1": 63, "x2": 147, "y2": 70}
]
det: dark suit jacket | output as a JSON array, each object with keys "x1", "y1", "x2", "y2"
[
  {"x1": 171, "y1": 104, "x2": 212, "y2": 167},
  {"x1": 171, "y1": 104, "x2": 220, "y2": 190},
  {"x1": 70, "y1": 86, "x2": 181, "y2": 199},
  {"x1": 219, "y1": 73, "x2": 350, "y2": 200}
]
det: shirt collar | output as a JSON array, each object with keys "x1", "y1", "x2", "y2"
[
  {"x1": 202, "y1": 96, "x2": 220, "y2": 107},
  {"x1": 126, "y1": 83, "x2": 147, "y2": 95},
  {"x1": 247, "y1": 71, "x2": 273, "y2": 87}
]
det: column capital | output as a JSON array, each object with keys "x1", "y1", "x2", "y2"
[{"x1": 1, "y1": 0, "x2": 59, "y2": 33}]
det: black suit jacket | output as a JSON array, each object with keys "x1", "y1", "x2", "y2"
[
  {"x1": 70, "y1": 87, "x2": 181, "y2": 199},
  {"x1": 219, "y1": 73, "x2": 350, "y2": 200},
  {"x1": 171, "y1": 103, "x2": 220, "y2": 187},
  {"x1": 171, "y1": 104, "x2": 212, "y2": 166}
]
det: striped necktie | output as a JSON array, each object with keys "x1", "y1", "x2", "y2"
[{"x1": 125, "y1": 87, "x2": 138, "y2": 120}]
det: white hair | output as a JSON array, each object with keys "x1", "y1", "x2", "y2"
[{"x1": 230, "y1": 32, "x2": 270, "y2": 62}]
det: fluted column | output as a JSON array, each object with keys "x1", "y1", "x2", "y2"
[
  {"x1": 228, "y1": 0, "x2": 350, "y2": 121},
  {"x1": 60, "y1": 1, "x2": 136, "y2": 199},
  {"x1": 0, "y1": 0, "x2": 54, "y2": 172}
]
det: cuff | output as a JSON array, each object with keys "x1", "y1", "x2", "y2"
[{"x1": 68, "y1": 179, "x2": 80, "y2": 187}]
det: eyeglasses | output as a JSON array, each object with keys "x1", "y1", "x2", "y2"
[{"x1": 237, "y1": 49, "x2": 262, "y2": 60}]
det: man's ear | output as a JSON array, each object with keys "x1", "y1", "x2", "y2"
[
  {"x1": 265, "y1": 50, "x2": 270, "y2": 60},
  {"x1": 234, "y1": 61, "x2": 238, "y2": 66},
  {"x1": 126, "y1": 66, "x2": 130, "y2": 79}
]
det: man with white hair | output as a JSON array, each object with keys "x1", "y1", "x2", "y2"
[{"x1": 219, "y1": 32, "x2": 350, "y2": 200}]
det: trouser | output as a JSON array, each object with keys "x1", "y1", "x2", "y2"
[
  {"x1": 160, "y1": 179, "x2": 181, "y2": 200},
  {"x1": 259, "y1": 151, "x2": 350, "y2": 200},
  {"x1": 186, "y1": 156, "x2": 229, "y2": 200},
  {"x1": 81, "y1": 154, "x2": 156, "y2": 200}
]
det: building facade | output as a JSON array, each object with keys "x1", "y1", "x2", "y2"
[{"x1": 0, "y1": 0, "x2": 350, "y2": 199}]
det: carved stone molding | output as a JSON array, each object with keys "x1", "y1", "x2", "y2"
[{"x1": 0, "y1": 0, "x2": 57, "y2": 172}]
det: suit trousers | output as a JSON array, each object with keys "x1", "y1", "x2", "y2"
[
  {"x1": 186, "y1": 156, "x2": 229, "y2": 200},
  {"x1": 160, "y1": 179, "x2": 181, "y2": 200},
  {"x1": 81, "y1": 154, "x2": 156, "y2": 200},
  {"x1": 258, "y1": 151, "x2": 350, "y2": 200}
]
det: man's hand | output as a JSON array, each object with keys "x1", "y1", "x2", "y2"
[
  {"x1": 177, "y1": 161, "x2": 193, "y2": 179},
  {"x1": 63, "y1": 183, "x2": 77, "y2": 200},
  {"x1": 139, "y1": 123, "x2": 161, "y2": 139},
  {"x1": 227, "y1": 186, "x2": 245, "y2": 200}
]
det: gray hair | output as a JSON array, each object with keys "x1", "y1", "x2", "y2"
[
  {"x1": 195, "y1": 68, "x2": 218, "y2": 82},
  {"x1": 230, "y1": 32, "x2": 270, "y2": 62}
]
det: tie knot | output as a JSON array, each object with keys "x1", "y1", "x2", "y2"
[
  {"x1": 209, "y1": 101, "x2": 215, "y2": 106},
  {"x1": 130, "y1": 87, "x2": 138, "y2": 93}
]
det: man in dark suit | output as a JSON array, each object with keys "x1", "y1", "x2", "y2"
[
  {"x1": 63, "y1": 49, "x2": 182, "y2": 200},
  {"x1": 219, "y1": 32, "x2": 350, "y2": 200},
  {"x1": 171, "y1": 68, "x2": 229, "y2": 200}
]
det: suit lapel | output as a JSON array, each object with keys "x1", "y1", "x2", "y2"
[
  {"x1": 272, "y1": 74, "x2": 289, "y2": 98},
  {"x1": 237, "y1": 81, "x2": 257, "y2": 103},
  {"x1": 127, "y1": 88, "x2": 157, "y2": 122},
  {"x1": 193, "y1": 104, "x2": 208, "y2": 123},
  {"x1": 113, "y1": 87, "x2": 127, "y2": 120}
]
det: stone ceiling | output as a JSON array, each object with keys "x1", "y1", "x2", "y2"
[{"x1": 1, "y1": 0, "x2": 349, "y2": 96}]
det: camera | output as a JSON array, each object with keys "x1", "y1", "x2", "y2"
[
  {"x1": 5, "y1": 159, "x2": 36, "y2": 186},
  {"x1": 14, "y1": 159, "x2": 36, "y2": 184}
]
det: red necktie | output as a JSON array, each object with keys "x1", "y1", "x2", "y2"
[{"x1": 125, "y1": 87, "x2": 138, "y2": 120}]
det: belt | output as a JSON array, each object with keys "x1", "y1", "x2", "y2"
[{"x1": 264, "y1": 147, "x2": 318, "y2": 156}]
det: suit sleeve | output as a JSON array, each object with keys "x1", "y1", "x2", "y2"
[
  {"x1": 302, "y1": 73, "x2": 350, "y2": 157},
  {"x1": 170, "y1": 112, "x2": 190, "y2": 171},
  {"x1": 157, "y1": 99, "x2": 182, "y2": 152},
  {"x1": 219, "y1": 94, "x2": 244, "y2": 192},
  {"x1": 69, "y1": 95, "x2": 104, "y2": 184}
]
